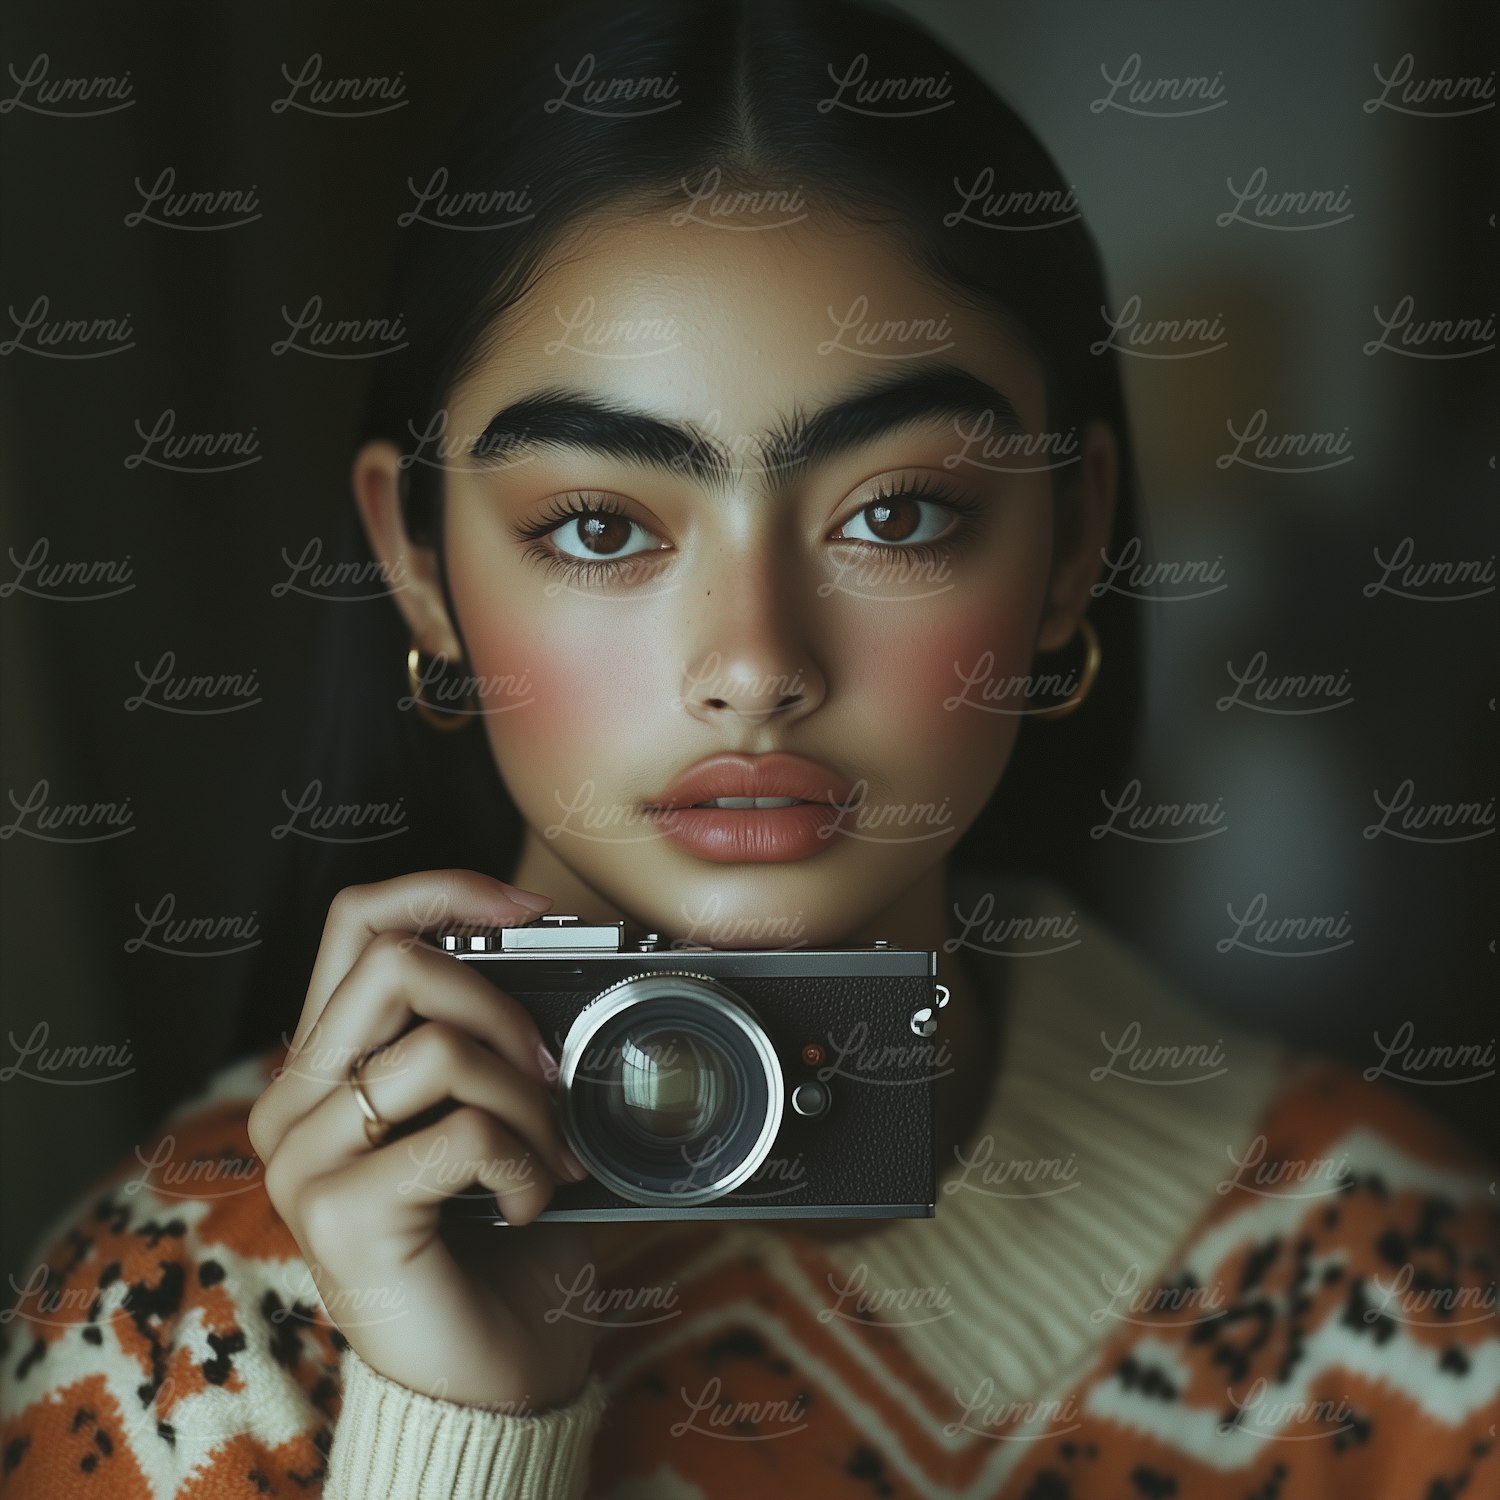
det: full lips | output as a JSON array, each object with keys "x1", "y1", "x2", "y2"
[{"x1": 644, "y1": 802, "x2": 844, "y2": 862}]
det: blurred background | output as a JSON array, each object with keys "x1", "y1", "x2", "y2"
[{"x1": 2, "y1": 0, "x2": 1495, "y2": 1288}]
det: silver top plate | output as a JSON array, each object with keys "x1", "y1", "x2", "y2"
[
  {"x1": 499, "y1": 919, "x2": 625, "y2": 951},
  {"x1": 438, "y1": 914, "x2": 626, "y2": 953}
]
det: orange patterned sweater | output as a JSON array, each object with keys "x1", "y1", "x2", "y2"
[{"x1": 3, "y1": 885, "x2": 1497, "y2": 1499}]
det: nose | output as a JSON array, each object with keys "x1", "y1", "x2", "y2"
[
  {"x1": 684, "y1": 657, "x2": 810, "y2": 724},
  {"x1": 678, "y1": 541, "x2": 827, "y2": 730}
]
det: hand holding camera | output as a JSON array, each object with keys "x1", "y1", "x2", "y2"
[{"x1": 246, "y1": 870, "x2": 598, "y2": 1414}]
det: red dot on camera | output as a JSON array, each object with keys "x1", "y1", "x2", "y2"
[{"x1": 801, "y1": 1043, "x2": 823, "y2": 1066}]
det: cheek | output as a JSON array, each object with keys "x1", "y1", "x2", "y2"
[
  {"x1": 462, "y1": 600, "x2": 661, "y2": 758},
  {"x1": 847, "y1": 586, "x2": 1041, "y2": 749},
  {"x1": 443, "y1": 510, "x2": 658, "y2": 761},
  {"x1": 841, "y1": 494, "x2": 1053, "y2": 732}
]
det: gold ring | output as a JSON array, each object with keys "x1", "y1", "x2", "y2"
[{"x1": 347, "y1": 1046, "x2": 392, "y2": 1148}]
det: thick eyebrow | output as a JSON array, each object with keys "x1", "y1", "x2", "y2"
[{"x1": 465, "y1": 364, "x2": 1028, "y2": 490}]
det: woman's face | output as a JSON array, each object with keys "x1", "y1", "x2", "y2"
[{"x1": 378, "y1": 206, "x2": 1105, "y2": 948}]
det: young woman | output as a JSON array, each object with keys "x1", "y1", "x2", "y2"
[{"x1": 3, "y1": 2, "x2": 1494, "y2": 1496}]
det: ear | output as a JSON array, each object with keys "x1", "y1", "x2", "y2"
[
  {"x1": 351, "y1": 439, "x2": 465, "y2": 659},
  {"x1": 1036, "y1": 418, "x2": 1118, "y2": 653}
]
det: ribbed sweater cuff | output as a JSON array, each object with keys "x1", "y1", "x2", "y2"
[{"x1": 323, "y1": 1346, "x2": 607, "y2": 1500}]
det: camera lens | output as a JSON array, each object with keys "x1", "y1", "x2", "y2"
[
  {"x1": 614, "y1": 1027, "x2": 730, "y2": 1139},
  {"x1": 559, "y1": 974, "x2": 783, "y2": 1206}
]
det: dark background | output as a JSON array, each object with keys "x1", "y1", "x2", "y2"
[{"x1": 2, "y1": 0, "x2": 1495, "y2": 1289}]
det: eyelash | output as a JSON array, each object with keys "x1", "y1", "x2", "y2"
[
  {"x1": 510, "y1": 479, "x2": 985, "y2": 584},
  {"x1": 850, "y1": 476, "x2": 985, "y2": 561},
  {"x1": 511, "y1": 493, "x2": 654, "y2": 588}
]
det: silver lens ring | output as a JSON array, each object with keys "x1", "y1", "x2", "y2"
[{"x1": 558, "y1": 972, "x2": 784, "y2": 1207}]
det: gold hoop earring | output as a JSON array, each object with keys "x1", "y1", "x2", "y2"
[
  {"x1": 1029, "y1": 616, "x2": 1102, "y2": 721},
  {"x1": 405, "y1": 644, "x2": 477, "y2": 732}
]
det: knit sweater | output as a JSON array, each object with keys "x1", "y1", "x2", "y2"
[{"x1": 2, "y1": 876, "x2": 1496, "y2": 1499}]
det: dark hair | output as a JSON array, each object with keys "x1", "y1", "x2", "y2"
[{"x1": 230, "y1": 0, "x2": 1147, "y2": 1062}]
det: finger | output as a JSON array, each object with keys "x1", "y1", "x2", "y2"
[
  {"x1": 255, "y1": 935, "x2": 557, "y2": 1159},
  {"x1": 291, "y1": 869, "x2": 552, "y2": 1054},
  {"x1": 294, "y1": 1109, "x2": 557, "y2": 1276},
  {"x1": 274, "y1": 1021, "x2": 586, "y2": 1188}
]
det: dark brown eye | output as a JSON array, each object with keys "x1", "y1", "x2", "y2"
[
  {"x1": 863, "y1": 497, "x2": 921, "y2": 542},
  {"x1": 527, "y1": 495, "x2": 666, "y2": 567},
  {"x1": 574, "y1": 512, "x2": 633, "y2": 555},
  {"x1": 835, "y1": 486, "x2": 962, "y2": 548}
]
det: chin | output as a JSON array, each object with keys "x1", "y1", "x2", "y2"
[{"x1": 615, "y1": 859, "x2": 908, "y2": 954}]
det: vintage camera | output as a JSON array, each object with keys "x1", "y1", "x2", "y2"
[{"x1": 432, "y1": 915, "x2": 945, "y2": 1222}]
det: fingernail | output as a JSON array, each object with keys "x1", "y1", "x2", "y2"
[
  {"x1": 536, "y1": 1039, "x2": 561, "y2": 1085},
  {"x1": 508, "y1": 887, "x2": 553, "y2": 913},
  {"x1": 560, "y1": 1146, "x2": 589, "y2": 1182}
]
